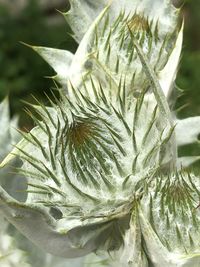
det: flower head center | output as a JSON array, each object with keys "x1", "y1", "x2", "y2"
[
  {"x1": 128, "y1": 14, "x2": 149, "y2": 33},
  {"x1": 69, "y1": 121, "x2": 93, "y2": 147}
]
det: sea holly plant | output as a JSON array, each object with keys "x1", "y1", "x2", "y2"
[{"x1": 1, "y1": 1, "x2": 200, "y2": 267}]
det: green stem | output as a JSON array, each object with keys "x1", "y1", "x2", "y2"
[{"x1": 132, "y1": 36, "x2": 177, "y2": 165}]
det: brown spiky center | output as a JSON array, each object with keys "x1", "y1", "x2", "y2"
[
  {"x1": 128, "y1": 14, "x2": 149, "y2": 33},
  {"x1": 69, "y1": 121, "x2": 93, "y2": 147}
]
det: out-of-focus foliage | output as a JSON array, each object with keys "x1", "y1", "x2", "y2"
[
  {"x1": 0, "y1": 0, "x2": 76, "y2": 126},
  {"x1": 174, "y1": 1, "x2": 200, "y2": 170},
  {"x1": 176, "y1": 0, "x2": 200, "y2": 118}
]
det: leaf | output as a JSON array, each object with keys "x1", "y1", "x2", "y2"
[
  {"x1": 0, "y1": 135, "x2": 29, "y2": 168},
  {"x1": 64, "y1": 0, "x2": 108, "y2": 43},
  {"x1": 33, "y1": 46, "x2": 73, "y2": 85},
  {"x1": 84, "y1": 206, "x2": 148, "y2": 267},
  {"x1": 23, "y1": 43, "x2": 74, "y2": 86},
  {"x1": 0, "y1": 98, "x2": 10, "y2": 131},
  {"x1": 139, "y1": 208, "x2": 170, "y2": 267},
  {"x1": 177, "y1": 156, "x2": 200, "y2": 169},
  {"x1": 158, "y1": 22, "x2": 184, "y2": 98},
  {"x1": 0, "y1": 98, "x2": 11, "y2": 160},
  {"x1": 0, "y1": 185, "x2": 112, "y2": 258},
  {"x1": 0, "y1": 98, "x2": 26, "y2": 203},
  {"x1": 44, "y1": 255, "x2": 84, "y2": 267},
  {"x1": 0, "y1": 98, "x2": 21, "y2": 162},
  {"x1": 84, "y1": 253, "x2": 110, "y2": 267},
  {"x1": 176, "y1": 117, "x2": 200, "y2": 146}
]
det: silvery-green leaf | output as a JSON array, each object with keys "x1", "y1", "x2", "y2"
[
  {"x1": 139, "y1": 171, "x2": 200, "y2": 266},
  {"x1": 176, "y1": 117, "x2": 200, "y2": 146},
  {"x1": 110, "y1": 207, "x2": 148, "y2": 267},
  {"x1": 0, "y1": 98, "x2": 21, "y2": 162},
  {"x1": 0, "y1": 98, "x2": 12, "y2": 160},
  {"x1": 31, "y1": 46, "x2": 74, "y2": 86},
  {"x1": 0, "y1": 185, "x2": 112, "y2": 258},
  {"x1": 13, "y1": 229, "x2": 84, "y2": 267},
  {"x1": 0, "y1": 133, "x2": 32, "y2": 169},
  {"x1": 85, "y1": 205, "x2": 148, "y2": 267},
  {"x1": 64, "y1": 0, "x2": 108, "y2": 43},
  {"x1": 175, "y1": 117, "x2": 200, "y2": 168},
  {"x1": 0, "y1": 98, "x2": 9, "y2": 129},
  {"x1": 44, "y1": 254, "x2": 84, "y2": 267},
  {"x1": 84, "y1": 253, "x2": 110, "y2": 267},
  {"x1": 0, "y1": 99, "x2": 26, "y2": 201},
  {"x1": 177, "y1": 156, "x2": 200, "y2": 169},
  {"x1": 158, "y1": 22, "x2": 183, "y2": 98},
  {"x1": 0, "y1": 99, "x2": 30, "y2": 267},
  {"x1": 10, "y1": 116, "x2": 21, "y2": 145}
]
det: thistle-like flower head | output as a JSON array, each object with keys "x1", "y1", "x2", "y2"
[{"x1": 0, "y1": 76, "x2": 173, "y2": 258}]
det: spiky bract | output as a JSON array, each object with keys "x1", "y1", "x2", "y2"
[{"x1": 66, "y1": 3, "x2": 180, "y2": 101}]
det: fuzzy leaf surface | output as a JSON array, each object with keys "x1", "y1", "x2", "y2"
[{"x1": 139, "y1": 171, "x2": 200, "y2": 266}]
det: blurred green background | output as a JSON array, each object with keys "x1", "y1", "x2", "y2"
[
  {"x1": 0, "y1": 0, "x2": 199, "y2": 122},
  {"x1": 176, "y1": 0, "x2": 200, "y2": 118},
  {"x1": 0, "y1": 0, "x2": 77, "y2": 127}
]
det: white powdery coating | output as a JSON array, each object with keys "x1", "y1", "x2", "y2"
[{"x1": 141, "y1": 173, "x2": 200, "y2": 256}]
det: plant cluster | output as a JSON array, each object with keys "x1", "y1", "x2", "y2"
[{"x1": 1, "y1": 1, "x2": 200, "y2": 267}]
